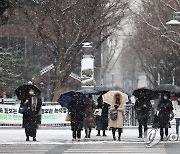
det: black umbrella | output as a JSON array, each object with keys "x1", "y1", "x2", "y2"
[
  {"x1": 132, "y1": 87, "x2": 158, "y2": 100},
  {"x1": 58, "y1": 90, "x2": 87, "y2": 108},
  {"x1": 154, "y1": 84, "x2": 180, "y2": 94},
  {"x1": 15, "y1": 84, "x2": 41, "y2": 100},
  {"x1": 76, "y1": 89, "x2": 99, "y2": 95}
]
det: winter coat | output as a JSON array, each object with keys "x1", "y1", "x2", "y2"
[
  {"x1": 68, "y1": 95, "x2": 85, "y2": 131},
  {"x1": 83, "y1": 99, "x2": 96, "y2": 128},
  {"x1": 134, "y1": 97, "x2": 152, "y2": 120},
  {"x1": 95, "y1": 95, "x2": 109, "y2": 130},
  {"x1": 157, "y1": 99, "x2": 173, "y2": 128},
  {"x1": 22, "y1": 96, "x2": 42, "y2": 134},
  {"x1": 173, "y1": 100, "x2": 180, "y2": 118},
  {"x1": 109, "y1": 92, "x2": 125, "y2": 129}
]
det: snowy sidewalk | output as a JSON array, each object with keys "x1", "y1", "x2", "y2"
[{"x1": 0, "y1": 126, "x2": 179, "y2": 144}]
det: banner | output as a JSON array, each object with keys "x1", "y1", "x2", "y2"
[{"x1": 0, "y1": 104, "x2": 69, "y2": 125}]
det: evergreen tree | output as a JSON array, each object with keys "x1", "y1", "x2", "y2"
[{"x1": 0, "y1": 48, "x2": 40, "y2": 97}]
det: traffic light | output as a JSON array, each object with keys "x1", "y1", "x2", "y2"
[{"x1": 81, "y1": 55, "x2": 95, "y2": 88}]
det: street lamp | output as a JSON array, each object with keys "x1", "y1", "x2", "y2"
[{"x1": 166, "y1": 11, "x2": 180, "y2": 25}]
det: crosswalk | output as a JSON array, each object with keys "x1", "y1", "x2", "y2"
[
  {"x1": 62, "y1": 143, "x2": 166, "y2": 154},
  {"x1": 0, "y1": 143, "x2": 167, "y2": 154},
  {"x1": 0, "y1": 144, "x2": 56, "y2": 154}
]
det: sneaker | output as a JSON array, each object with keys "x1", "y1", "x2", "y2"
[
  {"x1": 113, "y1": 136, "x2": 116, "y2": 140},
  {"x1": 138, "y1": 136, "x2": 142, "y2": 138},
  {"x1": 77, "y1": 138, "x2": 81, "y2": 141},
  {"x1": 103, "y1": 134, "x2": 107, "y2": 137},
  {"x1": 72, "y1": 138, "x2": 76, "y2": 141},
  {"x1": 33, "y1": 137, "x2": 36, "y2": 141},
  {"x1": 96, "y1": 134, "x2": 100, "y2": 136}
]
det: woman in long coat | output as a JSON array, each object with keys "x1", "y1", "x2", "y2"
[
  {"x1": 68, "y1": 93, "x2": 85, "y2": 141},
  {"x1": 157, "y1": 93, "x2": 173, "y2": 141},
  {"x1": 95, "y1": 95, "x2": 109, "y2": 136},
  {"x1": 109, "y1": 92, "x2": 125, "y2": 141},
  {"x1": 22, "y1": 90, "x2": 42, "y2": 141},
  {"x1": 83, "y1": 95, "x2": 96, "y2": 138}
]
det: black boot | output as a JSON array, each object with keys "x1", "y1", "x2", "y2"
[
  {"x1": 96, "y1": 130, "x2": 100, "y2": 136},
  {"x1": 88, "y1": 129, "x2": 91, "y2": 138},
  {"x1": 26, "y1": 136, "x2": 29, "y2": 141},
  {"x1": 33, "y1": 137, "x2": 36, "y2": 141},
  {"x1": 138, "y1": 125, "x2": 142, "y2": 138},
  {"x1": 85, "y1": 129, "x2": 88, "y2": 138},
  {"x1": 103, "y1": 130, "x2": 107, "y2": 136}
]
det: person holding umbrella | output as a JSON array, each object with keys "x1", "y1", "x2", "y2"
[
  {"x1": 172, "y1": 95, "x2": 180, "y2": 134},
  {"x1": 20, "y1": 89, "x2": 42, "y2": 141},
  {"x1": 157, "y1": 92, "x2": 173, "y2": 141},
  {"x1": 83, "y1": 94, "x2": 96, "y2": 138},
  {"x1": 95, "y1": 94, "x2": 109, "y2": 137},
  {"x1": 134, "y1": 91, "x2": 152, "y2": 138},
  {"x1": 102, "y1": 90, "x2": 128, "y2": 141},
  {"x1": 109, "y1": 92, "x2": 125, "y2": 141},
  {"x1": 68, "y1": 93, "x2": 86, "y2": 141}
]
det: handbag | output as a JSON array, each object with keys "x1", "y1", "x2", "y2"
[
  {"x1": 65, "y1": 112, "x2": 71, "y2": 121},
  {"x1": 18, "y1": 104, "x2": 27, "y2": 114},
  {"x1": 110, "y1": 111, "x2": 118, "y2": 121}
]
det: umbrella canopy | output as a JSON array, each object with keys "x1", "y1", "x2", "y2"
[
  {"x1": 58, "y1": 90, "x2": 87, "y2": 108},
  {"x1": 154, "y1": 84, "x2": 180, "y2": 94},
  {"x1": 76, "y1": 89, "x2": 99, "y2": 95},
  {"x1": 15, "y1": 84, "x2": 41, "y2": 100},
  {"x1": 102, "y1": 90, "x2": 128, "y2": 105},
  {"x1": 132, "y1": 87, "x2": 158, "y2": 100},
  {"x1": 94, "y1": 86, "x2": 111, "y2": 94}
]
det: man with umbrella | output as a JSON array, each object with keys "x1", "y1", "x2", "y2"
[
  {"x1": 68, "y1": 92, "x2": 86, "y2": 141},
  {"x1": 157, "y1": 92, "x2": 173, "y2": 141},
  {"x1": 134, "y1": 90, "x2": 152, "y2": 138},
  {"x1": 15, "y1": 83, "x2": 42, "y2": 141}
]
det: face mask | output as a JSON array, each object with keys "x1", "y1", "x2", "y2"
[{"x1": 164, "y1": 97, "x2": 168, "y2": 100}]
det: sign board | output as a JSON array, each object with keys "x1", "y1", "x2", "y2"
[{"x1": 0, "y1": 104, "x2": 69, "y2": 125}]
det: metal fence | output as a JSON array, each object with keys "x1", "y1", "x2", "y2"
[{"x1": 123, "y1": 104, "x2": 155, "y2": 126}]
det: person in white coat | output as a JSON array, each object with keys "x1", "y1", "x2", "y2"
[{"x1": 172, "y1": 96, "x2": 180, "y2": 134}]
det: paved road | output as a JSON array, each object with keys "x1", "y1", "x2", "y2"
[{"x1": 1, "y1": 142, "x2": 180, "y2": 154}]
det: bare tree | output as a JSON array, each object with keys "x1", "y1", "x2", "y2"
[
  {"x1": 8, "y1": 0, "x2": 130, "y2": 101},
  {"x1": 125, "y1": 0, "x2": 180, "y2": 87}
]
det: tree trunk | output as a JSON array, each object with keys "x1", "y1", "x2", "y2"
[{"x1": 52, "y1": 84, "x2": 69, "y2": 102}]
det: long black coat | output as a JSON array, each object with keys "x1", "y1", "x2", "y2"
[
  {"x1": 68, "y1": 96, "x2": 85, "y2": 131},
  {"x1": 22, "y1": 97, "x2": 42, "y2": 130},
  {"x1": 134, "y1": 97, "x2": 152, "y2": 120},
  {"x1": 95, "y1": 95, "x2": 109, "y2": 130},
  {"x1": 157, "y1": 99, "x2": 173, "y2": 128}
]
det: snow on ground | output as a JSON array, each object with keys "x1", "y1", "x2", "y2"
[{"x1": 0, "y1": 126, "x2": 179, "y2": 145}]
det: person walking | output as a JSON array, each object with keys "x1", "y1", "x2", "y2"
[
  {"x1": 68, "y1": 93, "x2": 85, "y2": 141},
  {"x1": 134, "y1": 91, "x2": 152, "y2": 138},
  {"x1": 95, "y1": 94, "x2": 109, "y2": 136},
  {"x1": 173, "y1": 96, "x2": 180, "y2": 134},
  {"x1": 83, "y1": 95, "x2": 96, "y2": 138},
  {"x1": 21, "y1": 89, "x2": 42, "y2": 141},
  {"x1": 109, "y1": 92, "x2": 125, "y2": 141},
  {"x1": 157, "y1": 93, "x2": 173, "y2": 141}
]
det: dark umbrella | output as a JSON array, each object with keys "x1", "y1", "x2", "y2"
[
  {"x1": 154, "y1": 84, "x2": 180, "y2": 94},
  {"x1": 76, "y1": 89, "x2": 99, "y2": 95},
  {"x1": 132, "y1": 87, "x2": 158, "y2": 100},
  {"x1": 94, "y1": 86, "x2": 111, "y2": 94},
  {"x1": 15, "y1": 84, "x2": 41, "y2": 100},
  {"x1": 58, "y1": 90, "x2": 87, "y2": 108}
]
